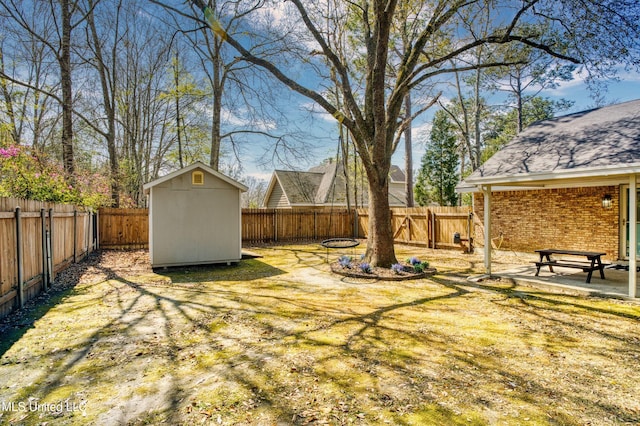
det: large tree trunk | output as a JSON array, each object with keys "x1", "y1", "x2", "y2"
[
  {"x1": 365, "y1": 172, "x2": 396, "y2": 267},
  {"x1": 87, "y1": 0, "x2": 120, "y2": 206},
  {"x1": 404, "y1": 92, "x2": 414, "y2": 207},
  {"x1": 209, "y1": 39, "x2": 223, "y2": 171},
  {"x1": 60, "y1": 0, "x2": 75, "y2": 179},
  {"x1": 210, "y1": 97, "x2": 221, "y2": 170}
]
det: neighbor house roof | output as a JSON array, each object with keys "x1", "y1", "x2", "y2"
[
  {"x1": 458, "y1": 99, "x2": 640, "y2": 191},
  {"x1": 143, "y1": 161, "x2": 248, "y2": 194},
  {"x1": 263, "y1": 161, "x2": 407, "y2": 208},
  {"x1": 270, "y1": 169, "x2": 325, "y2": 206}
]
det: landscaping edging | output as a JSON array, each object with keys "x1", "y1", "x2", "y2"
[{"x1": 330, "y1": 262, "x2": 437, "y2": 281}]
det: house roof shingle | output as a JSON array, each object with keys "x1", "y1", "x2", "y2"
[
  {"x1": 264, "y1": 161, "x2": 407, "y2": 207},
  {"x1": 273, "y1": 169, "x2": 324, "y2": 205},
  {"x1": 460, "y1": 99, "x2": 640, "y2": 189}
]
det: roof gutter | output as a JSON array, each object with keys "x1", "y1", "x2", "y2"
[{"x1": 457, "y1": 164, "x2": 640, "y2": 193}]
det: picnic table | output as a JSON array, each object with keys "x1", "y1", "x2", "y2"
[{"x1": 534, "y1": 249, "x2": 608, "y2": 283}]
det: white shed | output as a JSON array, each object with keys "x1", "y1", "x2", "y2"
[{"x1": 143, "y1": 162, "x2": 248, "y2": 268}]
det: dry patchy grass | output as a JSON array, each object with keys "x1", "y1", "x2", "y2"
[{"x1": 0, "y1": 244, "x2": 639, "y2": 425}]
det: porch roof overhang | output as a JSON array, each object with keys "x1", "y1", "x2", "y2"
[
  {"x1": 457, "y1": 164, "x2": 640, "y2": 193},
  {"x1": 472, "y1": 170, "x2": 639, "y2": 299}
]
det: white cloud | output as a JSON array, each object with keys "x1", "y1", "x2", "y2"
[
  {"x1": 221, "y1": 107, "x2": 276, "y2": 131},
  {"x1": 245, "y1": 171, "x2": 272, "y2": 181}
]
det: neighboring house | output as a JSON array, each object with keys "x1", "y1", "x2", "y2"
[
  {"x1": 457, "y1": 99, "x2": 640, "y2": 297},
  {"x1": 143, "y1": 162, "x2": 247, "y2": 268},
  {"x1": 262, "y1": 161, "x2": 407, "y2": 208}
]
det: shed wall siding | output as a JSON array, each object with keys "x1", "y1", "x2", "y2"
[
  {"x1": 149, "y1": 168, "x2": 242, "y2": 267},
  {"x1": 474, "y1": 186, "x2": 620, "y2": 260}
]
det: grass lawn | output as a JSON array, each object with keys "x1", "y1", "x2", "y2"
[{"x1": 0, "y1": 244, "x2": 639, "y2": 425}]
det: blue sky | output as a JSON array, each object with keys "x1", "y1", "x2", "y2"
[{"x1": 241, "y1": 69, "x2": 640, "y2": 182}]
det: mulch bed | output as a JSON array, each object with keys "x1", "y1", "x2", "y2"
[{"x1": 330, "y1": 262, "x2": 436, "y2": 280}]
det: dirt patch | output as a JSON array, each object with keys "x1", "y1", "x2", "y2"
[{"x1": 0, "y1": 245, "x2": 639, "y2": 425}]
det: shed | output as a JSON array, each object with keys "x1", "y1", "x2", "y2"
[{"x1": 143, "y1": 162, "x2": 248, "y2": 268}]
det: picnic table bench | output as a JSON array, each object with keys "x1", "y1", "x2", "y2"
[{"x1": 534, "y1": 249, "x2": 609, "y2": 283}]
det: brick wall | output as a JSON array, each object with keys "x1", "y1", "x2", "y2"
[{"x1": 473, "y1": 186, "x2": 620, "y2": 260}]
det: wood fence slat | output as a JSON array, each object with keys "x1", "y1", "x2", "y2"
[
  {"x1": 95, "y1": 206, "x2": 473, "y2": 250},
  {"x1": 357, "y1": 206, "x2": 473, "y2": 249},
  {"x1": 0, "y1": 197, "x2": 96, "y2": 319}
]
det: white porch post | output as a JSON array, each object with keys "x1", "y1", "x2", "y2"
[
  {"x1": 483, "y1": 185, "x2": 492, "y2": 276},
  {"x1": 629, "y1": 175, "x2": 637, "y2": 298}
]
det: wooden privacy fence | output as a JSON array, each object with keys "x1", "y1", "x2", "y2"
[
  {"x1": 357, "y1": 206, "x2": 474, "y2": 250},
  {"x1": 97, "y1": 208, "x2": 355, "y2": 247},
  {"x1": 98, "y1": 208, "x2": 149, "y2": 249},
  {"x1": 97, "y1": 206, "x2": 473, "y2": 250},
  {"x1": 242, "y1": 209, "x2": 354, "y2": 243},
  {"x1": 0, "y1": 197, "x2": 97, "y2": 319}
]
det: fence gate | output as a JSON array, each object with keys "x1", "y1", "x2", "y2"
[{"x1": 357, "y1": 206, "x2": 473, "y2": 251}]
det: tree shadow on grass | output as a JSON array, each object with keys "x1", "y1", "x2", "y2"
[
  {"x1": 1, "y1": 249, "x2": 638, "y2": 425},
  {"x1": 0, "y1": 254, "x2": 300, "y2": 424},
  {"x1": 153, "y1": 258, "x2": 286, "y2": 284},
  {"x1": 0, "y1": 251, "x2": 103, "y2": 359}
]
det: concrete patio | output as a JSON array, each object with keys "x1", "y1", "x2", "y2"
[
  {"x1": 466, "y1": 249, "x2": 640, "y2": 300},
  {"x1": 496, "y1": 263, "x2": 639, "y2": 300}
]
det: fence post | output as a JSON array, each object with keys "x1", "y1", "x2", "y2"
[
  {"x1": 353, "y1": 210, "x2": 358, "y2": 239},
  {"x1": 274, "y1": 209, "x2": 278, "y2": 242},
  {"x1": 73, "y1": 209, "x2": 78, "y2": 263},
  {"x1": 85, "y1": 211, "x2": 90, "y2": 258},
  {"x1": 430, "y1": 210, "x2": 436, "y2": 249},
  {"x1": 48, "y1": 208, "x2": 55, "y2": 281},
  {"x1": 95, "y1": 210, "x2": 100, "y2": 250},
  {"x1": 15, "y1": 207, "x2": 24, "y2": 308},
  {"x1": 40, "y1": 208, "x2": 49, "y2": 290}
]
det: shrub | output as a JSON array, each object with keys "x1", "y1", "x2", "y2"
[
  {"x1": 338, "y1": 255, "x2": 352, "y2": 269},
  {"x1": 359, "y1": 263, "x2": 372, "y2": 273},
  {"x1": 407, "y1": 256, "x2": 421, "y2": 266},
  {"x1": 0, "y1": 143, "x2": 110, "y2": 208},
  {"x1": 391, "y1": 263, "x2": 405, "y2": 274},
  {"x1": 413, "y1": 262, "x2": 425, "y2": 273}
]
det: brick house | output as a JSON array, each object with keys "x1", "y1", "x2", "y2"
[{"x1": 458, "y1": 99, "x2": 640, "y2": 297}]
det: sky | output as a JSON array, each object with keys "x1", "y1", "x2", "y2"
[{"x1": 242, "y1": 68, "x2": 640, "y2": 182}]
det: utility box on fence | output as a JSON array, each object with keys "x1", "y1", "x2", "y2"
[
  {"x1": 453, "y1": 232, "x2": 461, "y2": 244},
  {"x1": 143, "y1": 162, "x2": 247, "y2": 268}
]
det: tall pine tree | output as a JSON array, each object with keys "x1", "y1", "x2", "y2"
[{"x1": 415, "y1": 110, "x2": 459, "y2": 206}]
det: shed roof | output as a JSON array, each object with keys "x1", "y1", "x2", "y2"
[
  {"x1": 143, "y1": 161, "x2": 248, "y2": 194},
  {"x1": 459, "y1": 99, "x2": 640, "y2": 191}
]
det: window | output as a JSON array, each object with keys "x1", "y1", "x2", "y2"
[{"x1": 192, "y1": 171, "x2": 204, "y2": 185}]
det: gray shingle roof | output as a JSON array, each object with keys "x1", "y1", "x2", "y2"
[
  {"x1": 389, "y1": 165, "x2": 406, "y2": 183},
  {"x1": 266, "y1": 161, "x2": 407, "y2": 207},
  {"x1": 462, "y1": 99, "x2": 640, "y2": 186},
  {"x1": 273, "y1": 170, "x2": 324, "y2": 204}
]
